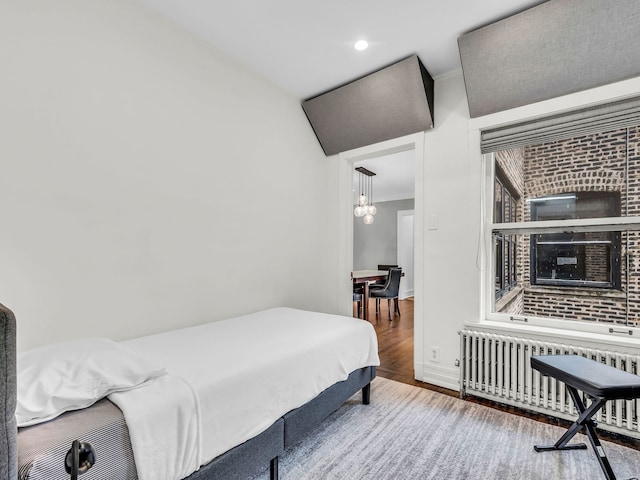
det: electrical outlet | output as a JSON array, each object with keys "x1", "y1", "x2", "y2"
[{"x1": 430, "y1": 346, "x2": 440, "y2": 363}]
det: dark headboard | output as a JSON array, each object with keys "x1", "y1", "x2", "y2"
[{"x1": 0, "y1": 303, "x2": 17, "y2": 480}]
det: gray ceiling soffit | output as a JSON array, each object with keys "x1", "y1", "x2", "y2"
[
  {"x1": 458, "y1": 0, "x2": 640, "y2": 119},
  {"x1": 302, "y1": 55, "x2": 434, "y2": 156}
]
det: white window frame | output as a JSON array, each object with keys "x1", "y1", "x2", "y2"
[
  {"x1": 468, "y1": 75, "x2": 640, "y2": 347},
  {"x1": 482, "y1": 151, "x2": 640, "y2": 336}
]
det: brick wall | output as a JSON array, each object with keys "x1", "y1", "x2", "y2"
[
  {"x1": 524, "y1": 129, "x2": 628, "y2": 219},
  {"x1": 496, "y1": 148, "x2": 525, "y2": 198},
  {"x1": 522, "y1": 288, "x2": 626, "y2": 324}
]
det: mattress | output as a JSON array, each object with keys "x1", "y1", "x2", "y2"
[
  {"x1": 17, "y1": 308, "x2": 379, "y2": 480},
  {"x1": 112, "y1": 307, "x2": 380, "y2": 480},
  {"x1": 17, "y1": 398, "x2": 137, "y2": 480}
]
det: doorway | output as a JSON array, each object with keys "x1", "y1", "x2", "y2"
[
  {"x1": 397, "y1": 209, "x2": 414, "y2": 299},
  {"x1": 337, "y1": 132, "x2": 425, "y2": 384},
  {"x1": 352, "y1": 151, "x2": 414, "y2": 271}
]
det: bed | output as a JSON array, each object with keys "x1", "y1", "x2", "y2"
[{"x1": 0, "y1": 303, "x2": 379, "y2": 480}]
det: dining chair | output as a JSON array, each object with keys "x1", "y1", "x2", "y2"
[
  {"x1": 369, "y1": 267, "x2": 402, "y2": 321},
  {"x1": 371, "y1": 264, "x2": 398, "y2": 288},
  {"x1": 353, "y1": 286, "x2": 364, "y2": 319},
  {"x1": 377, "y1": 264, "x2": 398, "y2": 270}
]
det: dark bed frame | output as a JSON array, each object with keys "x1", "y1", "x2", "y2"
[{"x1": 0, "y1": 303, "x2": 375, "y2": 480}]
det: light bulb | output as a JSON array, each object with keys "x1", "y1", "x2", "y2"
[
  {"x1": 358, "y1": 194, "x2": 368, "y2": 206},
  {"x1": 369, "y1": 204, "x2": 377, "y2": 215},
  {"x1": 364, "y1": 214, "x2": 374, "y2": 224},
  {"x1": 354, "y1": 40, "x2": 368, "y2": 51},
  {"x1": 354, "y1": 206, "x2": 365, "y2": 217}
]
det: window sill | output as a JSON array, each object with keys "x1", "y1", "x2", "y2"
[
  {"x1": 495, "y1": 285, "x2": 523, "y2": 311},
  {"x1": 525, "y1": 285, "x2": 625, "y2": 300},
  {"x1": 466, "y1": 318, "x2": 640, "y2": 353}
]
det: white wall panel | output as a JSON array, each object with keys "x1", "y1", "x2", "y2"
[{"x1": 0, "y1": 1, "x2": 333, "y2": 351}]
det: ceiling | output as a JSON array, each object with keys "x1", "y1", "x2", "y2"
[
  {"x1": 137, "y1": 0, "x2": 546, "y2": 201},
  {"x1": 138, "y1": 0, "x2": 546, "y2": 100},
  {"x1": 354, "y1": 152, "x2": 414, "y2": 203}
]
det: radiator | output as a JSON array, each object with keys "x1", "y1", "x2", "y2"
[{"x1": 460, "y1": 329, "x2": 640, "y2": 439}]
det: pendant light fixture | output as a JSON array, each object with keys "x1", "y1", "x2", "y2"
[{"x1": 354, "y1": 167, "x2": 377, "y2": 224}]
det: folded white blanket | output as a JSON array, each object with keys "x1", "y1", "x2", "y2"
[
  {"x1": 109, "y1": 374, "x2": 201, "y2": 480},
  {"x1": 114, "y1": 307, "x2": 379, "y2": 480}
]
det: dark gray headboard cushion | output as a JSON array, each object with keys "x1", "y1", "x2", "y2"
[{"x1": 0, "y1": 303, "x2": 17, "y2": 480}]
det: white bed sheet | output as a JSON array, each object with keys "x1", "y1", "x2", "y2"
[
  {"x1": 111, "y1": 307, "x2": 379, "y2": 480},
  {"x1": 109, "y1": 374, "x2": 200, "y2": 480}
]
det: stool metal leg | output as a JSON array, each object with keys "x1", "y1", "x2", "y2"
[
  {"x1": 534, "y1": 386, "x2": 620, "y2": 480},
  {"x1": 568, "y1": 388, "x2": 617, "y2": 480}
]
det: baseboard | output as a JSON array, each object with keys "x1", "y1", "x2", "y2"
[{"x1": 417, "y1": 362, "x2": 460, "y2": 392}]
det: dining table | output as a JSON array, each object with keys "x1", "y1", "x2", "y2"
[{"x1": 351, "y1": 270, "x2": 388, "y2": 321}]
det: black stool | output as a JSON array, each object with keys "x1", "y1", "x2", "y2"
[{"x1": 531, "y1": 354, "x2": 640, "y2": 480}]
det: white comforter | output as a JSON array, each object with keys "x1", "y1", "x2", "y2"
[{"x1": 109, "y1": 307, "x2": 380, "y2": 480}]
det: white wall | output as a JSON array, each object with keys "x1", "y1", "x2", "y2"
[
  {"x1": 418, "y1": 70, "x2": 640, "y2": 391},
  {"x1": 353, "y1": 199, "x2": 414, "y2": 271},
  {"x1": 418, "y1": 71, "x2": 481, "y2": 389},
  {"x1": 415, "y1": 70, "x2": 640, "y2": 390},
  {"x1": 334, "y1": 74, "x2": 479, "y2": 391},
  {"x1": 0, "y1": 1, "x2": 336, "y2": 351}
]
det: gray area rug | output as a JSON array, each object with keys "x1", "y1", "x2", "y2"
[{"x1": 252, "y1": 377, "x2": 640, "y2": 480}]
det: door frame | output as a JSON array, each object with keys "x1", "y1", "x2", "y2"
[
  {"x1": 397, "y1": 209, "x2": 415, "y2": 299},
  {"x1": 337, "y1": 131, "x2": 425, "y2": 381}
]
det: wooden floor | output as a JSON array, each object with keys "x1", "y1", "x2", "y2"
[
  {"x1": 356, "y1": 296, "x2": 453, "y2": 393},
  {"x1": 359, "y1": 297, "x2": 417, "y2": 385}
]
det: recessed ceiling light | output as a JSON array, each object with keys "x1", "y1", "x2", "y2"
[{"x1": 354, "y1": 40, "x2": 368, "y2": 51}]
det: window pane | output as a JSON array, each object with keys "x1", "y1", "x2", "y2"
[
  {"x1": 494, "y1": 180, "x2": 503, "y2": 223},
  {"x1": 489, "y1": 127, "x2": 640, "y2": 327},
  {"x1": 492, "y1": 232, "x2": 632, "y2": 326},
  {"x1": 495, "y1": 235, "x2": 503, "y2": 294},
  {"x1": 530, "y1": 194, "x2": 621, "y2": 288},
  {"x1": 533, "y1": 231, "x2": 620, "y2": 288},
  {"x1": 505, "y1": 194, "x2": 512, "y2": 222},
  {"x1": 494, "y1": 233, "x2": 518, "y2": 301},
  {"x1": 534, "y1": 240, "x2": 616, "y2": 286},
  {"x1": 530, "y1": 192, "x2": 620, "y2": 221},
  {"x1": 509, "y1": 236, "x2": 517, "y2": 286},
  {"x1": 494, "y1": 128, "x2": 629, "y2": 223}
]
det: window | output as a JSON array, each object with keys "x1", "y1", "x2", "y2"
[
  {"x1": 529, "y1": 192, "x2": 621, "y2": 289},
  {"x1": 486, "y1": 126, "x2": 640, "y2": 329},
  {"x1": 494, "y1": 175, "x2": 518, "y2": 299}
]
